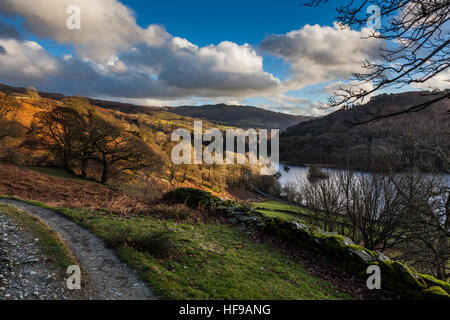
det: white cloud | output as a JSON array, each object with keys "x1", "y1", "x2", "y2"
[
  {"x1": 411, "y1": 69, "x2": 450, "y2": 91},
  {"x1": 0, "y1": 1, "x2": 412, "y2": 117},
  {"x1": 0, "y1": 39, "x2": 62, "y2": 83},
  {"x1": 260, "y1": 94, "x2": 330, "y2": 117},
  {"x1": 260, "y1": 23, "x2": 384, "y2": 91},
  {"x1": 0, "y1": 0, "x2": 281, "y2": 100},
  {"x1": 0, "y1": 0, "x2": 143, "y2": 61},
  {"x1": 322, "y1": 80, "x2": 376, "y2": 104}
]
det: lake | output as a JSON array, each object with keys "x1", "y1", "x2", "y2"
[{"x1": 277, "y1": 164, "x2": 450, "y2": 189}]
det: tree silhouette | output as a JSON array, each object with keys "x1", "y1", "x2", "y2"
[{"x1": 303, "y1": 0, "x2": 450, "y2": 123}]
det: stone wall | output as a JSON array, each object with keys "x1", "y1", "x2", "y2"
[{"x1": 165, "y1": 187, "x2": 450, "y2": 300}]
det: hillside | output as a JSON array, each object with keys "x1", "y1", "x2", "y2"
[
  {"x1": 0, "y1": 84, "x2": 309, "y2": 131},
  {"x1": 280, "y1": 91, "x2": 450, "y2": 171},
  {"x1": 163, "y1": 104, "x2": 311, "y2": 130},
  {"x1": 0, "y1": 83, "x2": 267, "y2": 200},
  {"x1": 0, "y1": 162, "x2": 361, "y2": 300}
]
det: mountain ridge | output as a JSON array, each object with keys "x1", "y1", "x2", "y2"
[
  {"x1": 0, "y1": 84, "x2": 310, "y2": 130},
  {"x1": 161, "y1": 104, "x2": 312, "y2": 130},
  {"x1": 280, "y1": 91, "x2": 449, "y2": 171}
]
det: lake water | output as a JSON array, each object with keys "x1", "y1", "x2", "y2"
[{"x1": 277, "y1": 164, "x2": 450, "y2": 189}]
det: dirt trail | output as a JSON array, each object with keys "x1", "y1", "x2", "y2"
[{"x1": 0, "y1": 199, "x2": 157, "y2": 300}]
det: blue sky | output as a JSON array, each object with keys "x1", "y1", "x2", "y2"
[
  {"x1": 0, "y1": 0, "x2": 439, "y2": 116},
  {"x1": 122, "y1": 0, "x2": 337, "y2": 83},
  {"x1": 120, "y1": 1, "x2": 337, "y2": 45}
]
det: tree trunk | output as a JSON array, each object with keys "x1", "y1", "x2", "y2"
[
  {"x1": 101, "y1": 154, "x2": 108, "y2": 184},
  {"x1": 81, "y1": 158, "x2": 88, "y2": 178}
]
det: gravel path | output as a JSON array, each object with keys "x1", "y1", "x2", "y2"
[
  {"x1": 0, "y1": 199, "x2": 157, "y2": 300},
  {"x1": 0, "y1": 212, "x2": 83, "y2": 300}
]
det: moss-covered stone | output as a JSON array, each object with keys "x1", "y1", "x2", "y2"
[
  {"x1": 164, "y1": 187, "x2": 220, "y2": 209},
  {"x1": 379, "y1": 260, "x2": 428, "y2": 294},
  {"x1": 420, "y1": 274, "x2": 450, "y2": 293},
  {"x1": 421, "y1": 286, "x2": 450, "y2": 300},
  {"x1": 163, "y1": 188, "x2": 450, "y2": 300}
]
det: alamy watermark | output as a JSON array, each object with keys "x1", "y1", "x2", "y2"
[
  {"x1": 66, "y1": 5, "x2": 81, "y2": 30},
  {"x1": 171, "y1": 121, "x2": 279, "y2": 175},
  {"x1": 366, "y1": 265, "x2": 381, "y2": 290},
  {"x1": 367, "y1": 5, "x2": 381, "y2": 30},
  {"x1": 66, "y1": 265, "x2": 81, "y2": 290}
]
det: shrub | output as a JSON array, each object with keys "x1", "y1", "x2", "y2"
[
  {"x1": 163, "y1": 187, "x2": 219, "y2": 209},
  {"x1": 158, "y1": 203, "x2": 195, "y2": 221},
  {"x1": 132, "y1": 231, "x2": 179, "y2": 259},
  {"x1": 108, "y1": 228, "x2": 179, "y2": 259},
  {"x1": 307, "y1": 165, "x2": 329, "y2": 182}
]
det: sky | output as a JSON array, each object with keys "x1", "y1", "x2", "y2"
[{"x1": 0, "y1": 0, "x2": 447, "y2": 116}]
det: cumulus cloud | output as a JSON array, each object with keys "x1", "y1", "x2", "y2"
[
  {"x1": 261, "y1": 94, "x2": 330, "y2": 117},
  {"x1": 0, "y1": 39, "x2": 62, "y2": 84},
  {"x1": 0, "y1": 0, "x2": 143, "y2": 61},
  {"x1": 260, "y1": 23, "x2": 384, "y2": 91},
  {"x1": 322, "y1": 80, "x2": 376, "y2": 104},
  {"x1": 411, "y1": 69, "x2": 450, "y2": 90},
  {"x1": 0, "y1": 0, "x2": 399, "y2": 116},
  {"x1": 0, "y1": 0, "x2": 281, "y2": 100}
]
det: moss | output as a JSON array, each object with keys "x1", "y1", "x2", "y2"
[
  {"x1": 261, "y1": 217, "x2": 298, "y2": 241},
  {"x1": 420, "y1": 274, "x2": 450, "y2": 293},
  {"x1": 163, "y1": 188, "x2": 220, "y2": 209},
  {"x1": 421, "y1": 286, "x2": 450, "y2": 300},
  {"x1": 379, "y1": 260, "x2": 427, "y2": 294}
]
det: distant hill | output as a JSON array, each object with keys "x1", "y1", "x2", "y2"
[
  {"x1": 0, "y1": 84, "x2": 310, "y2": 130},
  {"x1": 0, "y1": 84, "x2": 158, "y2": 116},
  {"x1": 280, "y1": 91, "x2": 449, "y2": 172},
  {"x1": 0, "y1": 83, "x2": 227, "y2": 135},
  {"x1": 162, "y1": 104, "x2": 311, "y2": 130}
]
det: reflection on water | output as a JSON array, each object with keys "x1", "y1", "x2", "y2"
[{"x1": 278, "y1": 164, "x2": 450, "y2": 189}]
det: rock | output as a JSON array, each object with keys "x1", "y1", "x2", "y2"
[
  {"x1": 421, "y1": 286, "x2": 450, "y2": 300},
  {"x1": 377, "y1": 253, "x2": 390, "y2": 262},
  {"x1": 348, "y1": 248, "x2": 376, "y2": 265},
  {"x1": 237, "y1": 216, "x2": 253, "y2": 223}
]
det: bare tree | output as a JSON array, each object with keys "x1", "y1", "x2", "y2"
[
  {"x1": 0, "y1": 94, "x2": 21, "y2": 120},
  {"x1": 29, "y1": 107, "x2": 84, "y2": 170},
  {"x1": 0, "y1": 94, "x2": 24, "y2": 145},
  {"x1": 334, "y1": 171, "x2": 405, "y2": 250},
  {"x1": 393, "y1": 171, "x2": 449, "y2": 279},
  {"x1": 304, "y1": 0, "x2": 450, "y2": 122},
  {"x1": 300, "y1": 173, "x2": 343, "y2": 232},
  {"x1": 88, "y1": 115, "x2": 159, "y2": 184}
]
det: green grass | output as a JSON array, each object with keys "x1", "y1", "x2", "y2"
[
  {"x1": 252, "y1": 201, "x2": 311, "y2": 221},
  {"x1": 0, "y1": 196, "x2": 351, "y2": 300},
  {"x1": 0, "y1": 203, "x2": 77, "y2": 275},
  {"x1": 252, "y1": 201, "x2": 308, "y2": 214},
  {"x1": 253, "y1": 201, "x2": 350, "y2": 227},
  {"x1": 255, "y1": 209, "x2": 302, "y2": 221}
]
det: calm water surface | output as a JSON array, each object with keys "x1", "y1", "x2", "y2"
[{"x1": 278, "y1": 164, "x2": 450, "y2": 188}]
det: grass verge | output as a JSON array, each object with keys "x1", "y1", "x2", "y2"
[{"x1": 0, "y1": 203, "x2": 77, "y2": 275}]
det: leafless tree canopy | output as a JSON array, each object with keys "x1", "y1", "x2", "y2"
[
  {"x1": 0, "y1": 94, "x2": 24, "y2": 143},
  {"x1": 298, "y1": 169, "x2": 449, "y2": 279},
  {"x1": 304, "y1": 0, "x2": 450, "y2": 120}
]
